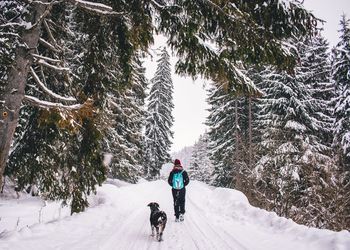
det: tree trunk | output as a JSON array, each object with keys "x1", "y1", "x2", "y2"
[
  {"x1": 0, "y1": 2, "x2": 48, "y2": 190},
  {"x1": 248, "y1": 96, "x2": 252, "y2": 169},
  {"x1": 230, "y1": 97, "x2": 240, "y2": 188}
]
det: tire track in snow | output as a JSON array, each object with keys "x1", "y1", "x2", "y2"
[
  {"x1": 100, "y1": 181, "x2": 170, "y2": 250},
  {"x1": 187, "y1": 197, "x2": 248, "y2": 250},
  {"x1": 99, "y1": 207, "x2": 146, "y2": 250},
  {"x1": 100, "y1": 181, "x2": 246, "y2": 250}
]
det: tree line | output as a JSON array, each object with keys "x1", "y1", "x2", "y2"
[
  {"x1": 189, "y1": 16, "x2": 350, "y2": 231},
  {"x1": 1, "y1": 0, "x2": 317, "y2": 214}
]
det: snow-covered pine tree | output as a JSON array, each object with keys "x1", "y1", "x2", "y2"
[
  {"x1": 254, "y1": 65, "x2": 306, "y2": 217},
  {"x1": 331, "y1": 15, "x2": 350, "y2": 230},
  {"x1": 300, "y1": 34, "x2": 334, "y2": 147},
  {"x1": 6, "y1": 2, "x2": 149, "y2": 213},
  {"x1": 254, "y1": 37, "x2": 335, "y2": 225},
  {"x1": 6, "y1": 5, "x2": 108, "y2": 213},
  {"x1": 0, "y1": 0, "x2": 319, "y2": 210},
  {"x1": 0, "y1": 0, "x2": 319, "y2": 191},
  {"x1": 233, "y1": 66, "x2": 266, "y2": 200},
  {"x1": 206, "y1": 84, "x2": 238, "y2": 187},
  {"x1": 290, "y1": 34, "x2": 340, "y2": 229},
  {"x1": 189, "y1": 133, "x2": 214, "y2": 183},
  {"x1": 105, "y1": 55, "x2": 147, "y2": 183},
  {"x1": 144, "y1": 47, "x2": 174, "y2": 179},
  {"x1": 332, "y1": 15, "x2": 350, "y2": 170}
]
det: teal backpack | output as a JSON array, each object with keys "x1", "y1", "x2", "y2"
[{"x1": 172, "y1": 170, "x2": 184, "y2": 189}]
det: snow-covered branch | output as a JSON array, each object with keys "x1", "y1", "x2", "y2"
[
  {"x1": 36, "y1": 59, "x2": 70, "y2": 72},
  {"x1": 23, "y1": 95, "x2": 82, "y2": 110},
  {"x1": 0, "y1": 22, "x2": 28, "y2": 29},
  {"x1": 29, "y1": 67, "x2": 76, "y2": 102},
  {"x1": 39, "y1": 38, "x2": 61, "y2": 52},
  {"x1": 43, "y1": 19, "x2": 63, "y2": 51},
  {"x1": 28, "y1": 1, "x2": 59, "y2": 30},
  {"x1": 150, "y1": 0, "x2": 166, "y2": 9},
  {"x1": 67, "y1": 0, "x2": 123, "y2": 16},
  {"x1": 31, "y1": 53, "x2": 61, "y2": 63}
]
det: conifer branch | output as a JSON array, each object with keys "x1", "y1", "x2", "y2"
[
  {"x1": 36, "y1": 59, "x2": 70, "y2": 72},
  {"x1": 67, "y1": 0, "x2": 124, "y2": 16},
  {"x1": 23, "y1": 95, "x2": 81, "y2": 110},
  {"x1": 30, "y1": 67, "x2": 76, "y2": 102},
  {"x1": 32, "y1": 53, "x2": 62, "y2": 64},
  {"x1": 43, "y1": 19, "x2": 63, "y2": 51},
  {"x1": 39, "y1": 38, "x2": 61, "y2": 52}
]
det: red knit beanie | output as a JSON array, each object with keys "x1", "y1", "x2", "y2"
[{"x1": 174, "y1": 159, "x2": 181, "y2": 166}]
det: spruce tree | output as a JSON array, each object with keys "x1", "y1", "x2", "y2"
[
  {"x1": 331, "y1": 15, "x2": 350, "y2": 229},
  {"x1": 300, "y1": 34, "x2": 334, "y2": 147},
  {"x1": 6, "y1": 3, "x2": 148, "y2": 212},
  {"x1": 291, "y1": 34, "x2": 338, "y2": 229},
  {"x1": 0, "y1": 0, "x2": 319, "y2": 210},
  {"x1": 254, "y1": 37, "x2": 335, "y2": 222},
  {"x1": 206, "y1": 84, "x2": 237, "y2": 187},
  {"x1": 189, "y1": 133, "x2": 214, "y2": 183},
  {"x1": 144, "y1": 47, "x2": 174, "y2": 179},
  {"x1": 105, "y1": 55, "x2": 147, "y2": 182},
  {"x1": 332, "y1": 15, "x2": 350, "y2": 170}
]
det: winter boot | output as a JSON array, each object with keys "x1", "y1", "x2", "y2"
[{"x1": 179, "y1": 214, "x2": 184, "y2": 222}]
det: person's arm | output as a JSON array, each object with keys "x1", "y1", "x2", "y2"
[
  {"x1": 183, "y1": 171, "x2": 189, "y2": 186},
  {"x1": 168, "y1": 171, "x2": 173, "y2": 186}
]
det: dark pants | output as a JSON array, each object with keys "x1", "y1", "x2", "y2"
[{"x1": 172, "y1": 188, "x2": 186, "y2": 218}]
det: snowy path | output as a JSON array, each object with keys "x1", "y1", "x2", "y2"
[{"x1": 1, "y1": 180, "x2": 349, "y2": 250}]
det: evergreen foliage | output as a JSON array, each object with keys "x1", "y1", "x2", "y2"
[
  {"x1": 206, "y1": 84, "x2": 237, "y2": 187},
  {"x1": 252, "y1": 36, "x2": 339, "y2": 228},
  {"x1": 0, "y1": 0, "x2": 318, "y2": 213},
  {"x1": 299, "y1": 34, "x2": 334, "y2": 147},
  {"x1": 144, "y1": 47, "x2": 174, "y2": 179},
  {"x1": 188, "y1": 133, "x2": 214, "y2": 183},
  {"x1": 104, "y1": 56, "x2": 147, "y2": 182},
  {"x1": 331, "y1": 15, "x2": 350, "y2": 229},
  {"x1": 332, "y1": 15, "x2": 350, "y2": 169}
]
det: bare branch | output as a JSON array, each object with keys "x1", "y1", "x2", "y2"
[
  {"x1": 28, "y1": 2, "x2": 54, "y2": 30},
  {"x1": 30, "y1": 67, "x2": 76, "y2": 102},
  {"x1": 24, "y1": 95, "x2": 82, "y2": 110},
  {"x1": 32, "y1": 53, "x2": 61, "y2": 63},
  {"x1": 0, "y1": 23, "x2": 29, "y2": 29},
  {"x1": 39, "y1": 38, "x2": 61, "y2": 52},
  {"x1": 43, "y1": 19, "x2": 64, "y2": 51},
  {"x1": 30, "y1": 0, "x2": 63, "y2": 5},
  {"x1": 36, "y1": 59, "x2": 70, "y2": 72}
]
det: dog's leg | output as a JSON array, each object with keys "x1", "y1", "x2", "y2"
[
  {"x1": 158, "y1": 225, "x2": 164, "y2": 242},
  {"x1": 156, "y1": 227, "x2": 159, "y2": 241},
  {"x1": 151, "y1": 225, "x2": 155, "y2": 237}
]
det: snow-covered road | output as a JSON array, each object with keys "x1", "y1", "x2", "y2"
[{"x1": 1, "y1": 180, "x2": 349, "y2": 250}]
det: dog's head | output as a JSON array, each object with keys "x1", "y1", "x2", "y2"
[{"x1": 147, "y1": 202, "x2": 160, "y2": 212}]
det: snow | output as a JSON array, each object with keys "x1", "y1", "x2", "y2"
[
  {"x1": 75, "y1": 0, "x2": 113, "y2": 11},
  {"x1": 103, "y1": 153, "x2": 113, "y2": 167},
  {"x1": 23, "y1": 95, "x2": 82, "y2": 110},
  {"x1": 0, "y1": 180, "x2": 349, "y2": 250}
]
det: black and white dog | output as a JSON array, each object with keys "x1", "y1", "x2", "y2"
[{"x1": 147, "y1": 202, "x2": 167, "y2": 241}]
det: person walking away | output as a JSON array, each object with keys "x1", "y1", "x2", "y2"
[{"x1": 168, "y1": 159, "x2": 189, "y2": 222}]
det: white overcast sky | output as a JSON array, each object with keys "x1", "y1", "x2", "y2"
[{"x1": 145, "y1": 0, "x2": 350, "y2": 153}]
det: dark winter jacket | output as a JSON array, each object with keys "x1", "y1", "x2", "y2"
[{"x1": 168, "y1": 166, "x2": 189, "y2": 189}]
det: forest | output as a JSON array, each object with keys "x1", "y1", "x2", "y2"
[{"x1": 0, "y1": 0, "x2": 349, "y2": 231}]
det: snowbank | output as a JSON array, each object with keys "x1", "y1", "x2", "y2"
[{"x1": 0, "y1": 180, "x2": 349, "y2": 250}]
